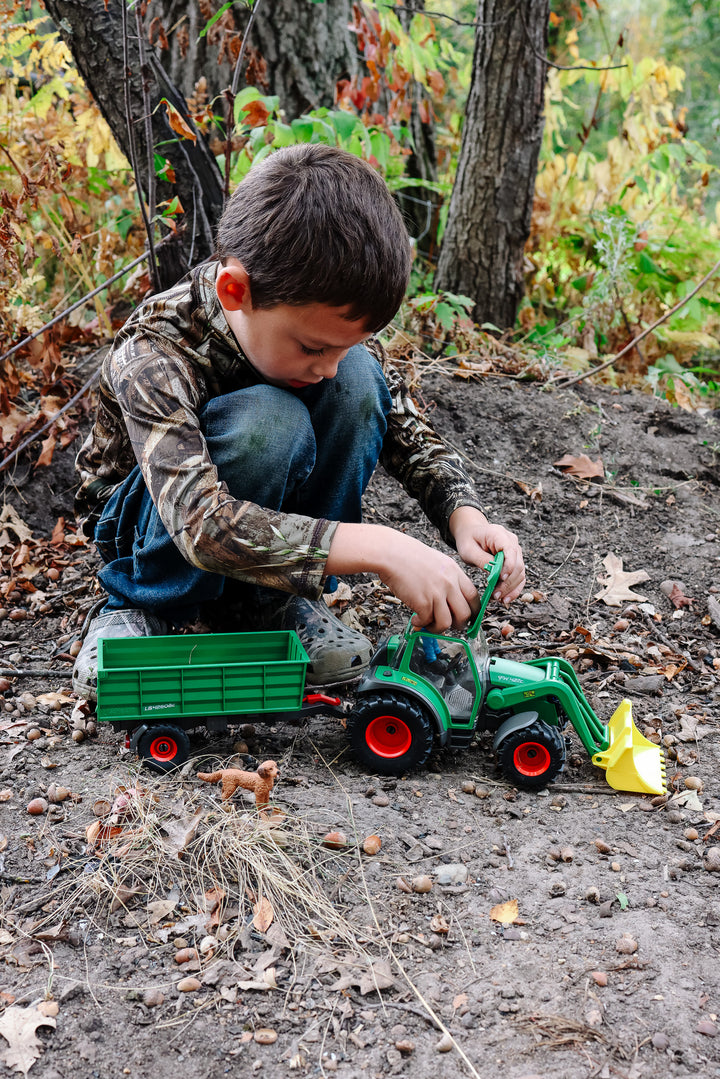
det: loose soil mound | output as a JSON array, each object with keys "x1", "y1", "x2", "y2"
[{"x1": 1, "y1": 372, "x2": 719, "y2": 1079}]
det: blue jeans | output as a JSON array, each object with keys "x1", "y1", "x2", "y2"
[{"x1": 94, "y1": 345, "x2": 392, "y2": 622}]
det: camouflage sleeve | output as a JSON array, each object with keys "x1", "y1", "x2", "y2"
[
  {"x1": 367, "y1": 339, "x2": 484, "y2": 547},
  {"x1": 107, "y1": 336, "x2": 337, "y2": 599}
]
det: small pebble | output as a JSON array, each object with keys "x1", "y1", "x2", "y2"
[
  {"x1": 254, "y1": 1028, "x2": 278, "y2": 1045},
  {"x1": 372, "y1": 794, "x2": 390, "y2": 807},
  {"x1": 610, "y1": 862, "x2": 621, "y2": 872},
  {"x1": 703, "y1": 847, "x2": 720, "y2": 873},
  {"x1": 697, "y1": 1020, "x2": 718, "y2": 1037},
  {"x1": 594, "y1": 838, "x2": 611, "y2": 854},
  {"x1": 322, "y1": 831, "x2": 347, "y2": 850},
  {"x1": 461, "y1": 780, "x2": 475, "y2": 794},
  {"x1": 395, "y1": 1039, "x2": 415, "y2": 1054},
  {"x1": 591, "y1": 971, "x2": 608, "y2": 987},
  {"x1": 615, "y1": 935, "x2": 638, "y2": 955},
  {"x1": 651, "y1": 1032, "x2": 671, "y2": 1050},
  {"x1": 174, "y1": 948, "x2": 199, "y2": 965},
  {"x1": 411, "y1": 875, "x2": 433, "y2": 894},
  {"x1": 143, "y1": 989, "x2": 164, "y2": 1007}
]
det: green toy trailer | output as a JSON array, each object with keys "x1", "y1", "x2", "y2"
[
  {"x1": 96, "y1": 555, "x2": 666, "y2": 794},
  {"x1": 96, "y1": 629, "x2": 345, "y2": 771}
]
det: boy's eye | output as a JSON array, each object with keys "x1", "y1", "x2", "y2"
[{"x1": 300, "y1": 344, "x2": 325, "y2": 356}]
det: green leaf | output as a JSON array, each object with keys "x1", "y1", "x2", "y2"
[
  {"x1": 330, "y1": 110, "x2": 360, "y2": 142},
  {"x1": 270, "y1": 122, "x2": 296, "y2": 148},
  {"x1": 616, "y1": 892, "x2": 629, "y2": 910},
  {"x1": 369, "y1": 129, "x2": 390, "y2": 171},
  {"x1": 637, "y1": 250, "x2": 661, "y2": 275},
  {"x1": 434, "y1": 302, "x2": 454, "y2": 329},
  {"x1": 291, "y1": 117, "x2": 315, "y2": 142}
]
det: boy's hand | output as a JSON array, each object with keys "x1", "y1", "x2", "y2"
[
  {"x1": 448, "y1": 506, "x2": 525, "y2": 605},
  {"x1": 326, "y1": 523, "x2": 479, "y2": 634}
]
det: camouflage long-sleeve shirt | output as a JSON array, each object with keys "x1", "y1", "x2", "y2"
[{"x1": 75, "y1": 261, "x2": 483, "y2": 599}]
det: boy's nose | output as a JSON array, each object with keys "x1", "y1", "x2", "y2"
[{"x1": 311, "y1": 349, "x2": 348, "y2": 378}]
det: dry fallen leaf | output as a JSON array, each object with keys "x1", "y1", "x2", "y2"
[
  {"x1": 514, "y1": 478, "x2": 543, "y2": 502},
  {"x1": 594, "y1": 553, "x2": 650, "y2": 607},
  {"x1": 489, "y1": 898, "x2": 519, "y2": 924},
  {"x1": 252, "y1": 897, "x2": 275, "y2": 933},
  {"x1": 160, "y1": 808, "x2": 205, "y2": 858},
  {"x1": 553, "y1": 453, "x2": 605, "y2": 480},
  {"x1": 0, "y1": 1005, "x2": 56, "y2": 1076}
]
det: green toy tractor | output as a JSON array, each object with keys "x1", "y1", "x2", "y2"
[{"x1": 347, "y1": 553, "x2": 666, "y2": 794}]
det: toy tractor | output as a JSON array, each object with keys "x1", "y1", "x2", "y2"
[{"x1": 347, "y1": 553, "x2": 666, "y2": 794}]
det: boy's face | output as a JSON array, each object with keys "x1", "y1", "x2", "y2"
[{"x1": 216, "y1": 262, "x2": 372, "y2": 388}]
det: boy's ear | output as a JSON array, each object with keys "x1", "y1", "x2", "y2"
[{"x1": 216, "y1": 263, "x2": 251, "y2": 311}]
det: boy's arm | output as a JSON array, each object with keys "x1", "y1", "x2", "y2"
[{"x1": 325, "y1": 522, "x2": 479, "y2": 634}]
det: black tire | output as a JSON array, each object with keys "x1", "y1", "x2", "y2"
[
  {"x1": 497, "y1": 720, "x2": 565, "y2": 790},
  {"x1": 131, "y1": 724, "x2": 191, "y2": 774},
  {"x1": 348, "y1": 692, "x2": 434, "y2": 776}
]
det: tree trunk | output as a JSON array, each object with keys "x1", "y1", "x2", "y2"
[
  {"x1": 395, "y1": 0, "x2": 439, "y2": 253},
  {"x1": 156, "y1": 0, "x2": 358, "y2": 120},
  {"x1": 43, "y1": 0, "x2": 225, "y2": 289},
  {"x1": 434, "y1": 0, "x2": 550, "y2": 329}
]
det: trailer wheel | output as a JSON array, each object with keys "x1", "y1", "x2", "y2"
[
  {"x1": 132, "y1": 724, "x2": 190, "y2": 773},
  {"x1": 497, "y1": 720, "x2": 565, "y2": 790},
  {"x1": 348, "y1": 692, "x2": 434, "y2": 775}
]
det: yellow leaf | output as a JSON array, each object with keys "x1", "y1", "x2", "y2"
[{"x1": 489, "y1": 899, "x2": 518, "y2": 924}]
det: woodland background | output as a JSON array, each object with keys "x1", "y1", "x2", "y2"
[{"x1": 1, "y1": 0, "x2": 719, "y2": 482}]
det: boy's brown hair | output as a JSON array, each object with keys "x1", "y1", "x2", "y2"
[{"x1": 215, "y1": 144, "x2": 412, "y2": 333}]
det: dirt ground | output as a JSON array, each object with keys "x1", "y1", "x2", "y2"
[{"x1": 1, "y1": 365, "x2": 720, "y2": 1079}]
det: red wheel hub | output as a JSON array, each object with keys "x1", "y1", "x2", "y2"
[
  {"x1": 513, "y1": 741, "x2": 551, "y2": 777},
  {"x1": 365, "y1": 714, "x2": 412, "y2": 758},
  {"x1": 149, "y1": 736, "x2": 178, "y2": 762}
]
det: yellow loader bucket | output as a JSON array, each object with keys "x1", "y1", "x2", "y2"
[{"x1": 592, "y1": 699, "x2": 667, "y2": 795}]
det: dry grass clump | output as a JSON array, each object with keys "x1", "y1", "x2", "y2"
[{"x1": 30, "y1": 765, "x2": 378, "y2": 966}]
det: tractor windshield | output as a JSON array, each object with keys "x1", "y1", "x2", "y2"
[{"x1": 408, "y1": 631, "x2": 489, "y2": 721}]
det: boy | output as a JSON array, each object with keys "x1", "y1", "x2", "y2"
[{"x1": 73, "y1": 144, "x2": 524, "y2": 700}]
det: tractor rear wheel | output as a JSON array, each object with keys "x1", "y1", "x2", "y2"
[
  {"x1": 348, "y1": 692, "x2": 434, "y2": 775},
  {"x1": 132, "y1": 724, "x2": 190, "y2": 773},
  {"x1": 497, "y1": 720, "x2": 565, "y2": 790}
]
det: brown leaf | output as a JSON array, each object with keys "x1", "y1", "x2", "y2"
[
  {"x1": 554, "y1": 453, "x2": 605, "y2": 480},
  {"x1": 0, "y1": 1005, "x2": 56, "y2": 1076},
  {"x1": 239, "y1": 99, "x2": 270, "y2": 128},
  {"x1": 594, "y1": 553, "x2": 649, "y2": 607},
  {"x1": 159, "y1": 98, "x2": 197, "y2": 142},
  {"x1": 489, "y1": 899, "x2": 519, "y2": 924},
  {"x1": 252, "y1": 897, "x2": 274, "y2": 933},
  {"x1": 160, "y1": 808, "x2": 204, "y2": 857},
  {"x1": 514, "y1": 478, "x2": 543, "y2": 502},
  {"x1": 667, "y1": 582, "x2": 693, "y2": 609}
]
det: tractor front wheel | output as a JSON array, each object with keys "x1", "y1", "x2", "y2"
[
  {"x1": 131, "y1": 724, "x2": 191, "y2": 773},
  {"x1": 348, "y1": 692, "x2": 434, "y2": 775},
  {"x1": 497, "y1": 720, "x2": 565, "y2": 790}
]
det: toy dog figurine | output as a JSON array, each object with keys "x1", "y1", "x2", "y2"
[{"x1": 198, "y1": 760, "x2": 279, "y2": 814}]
